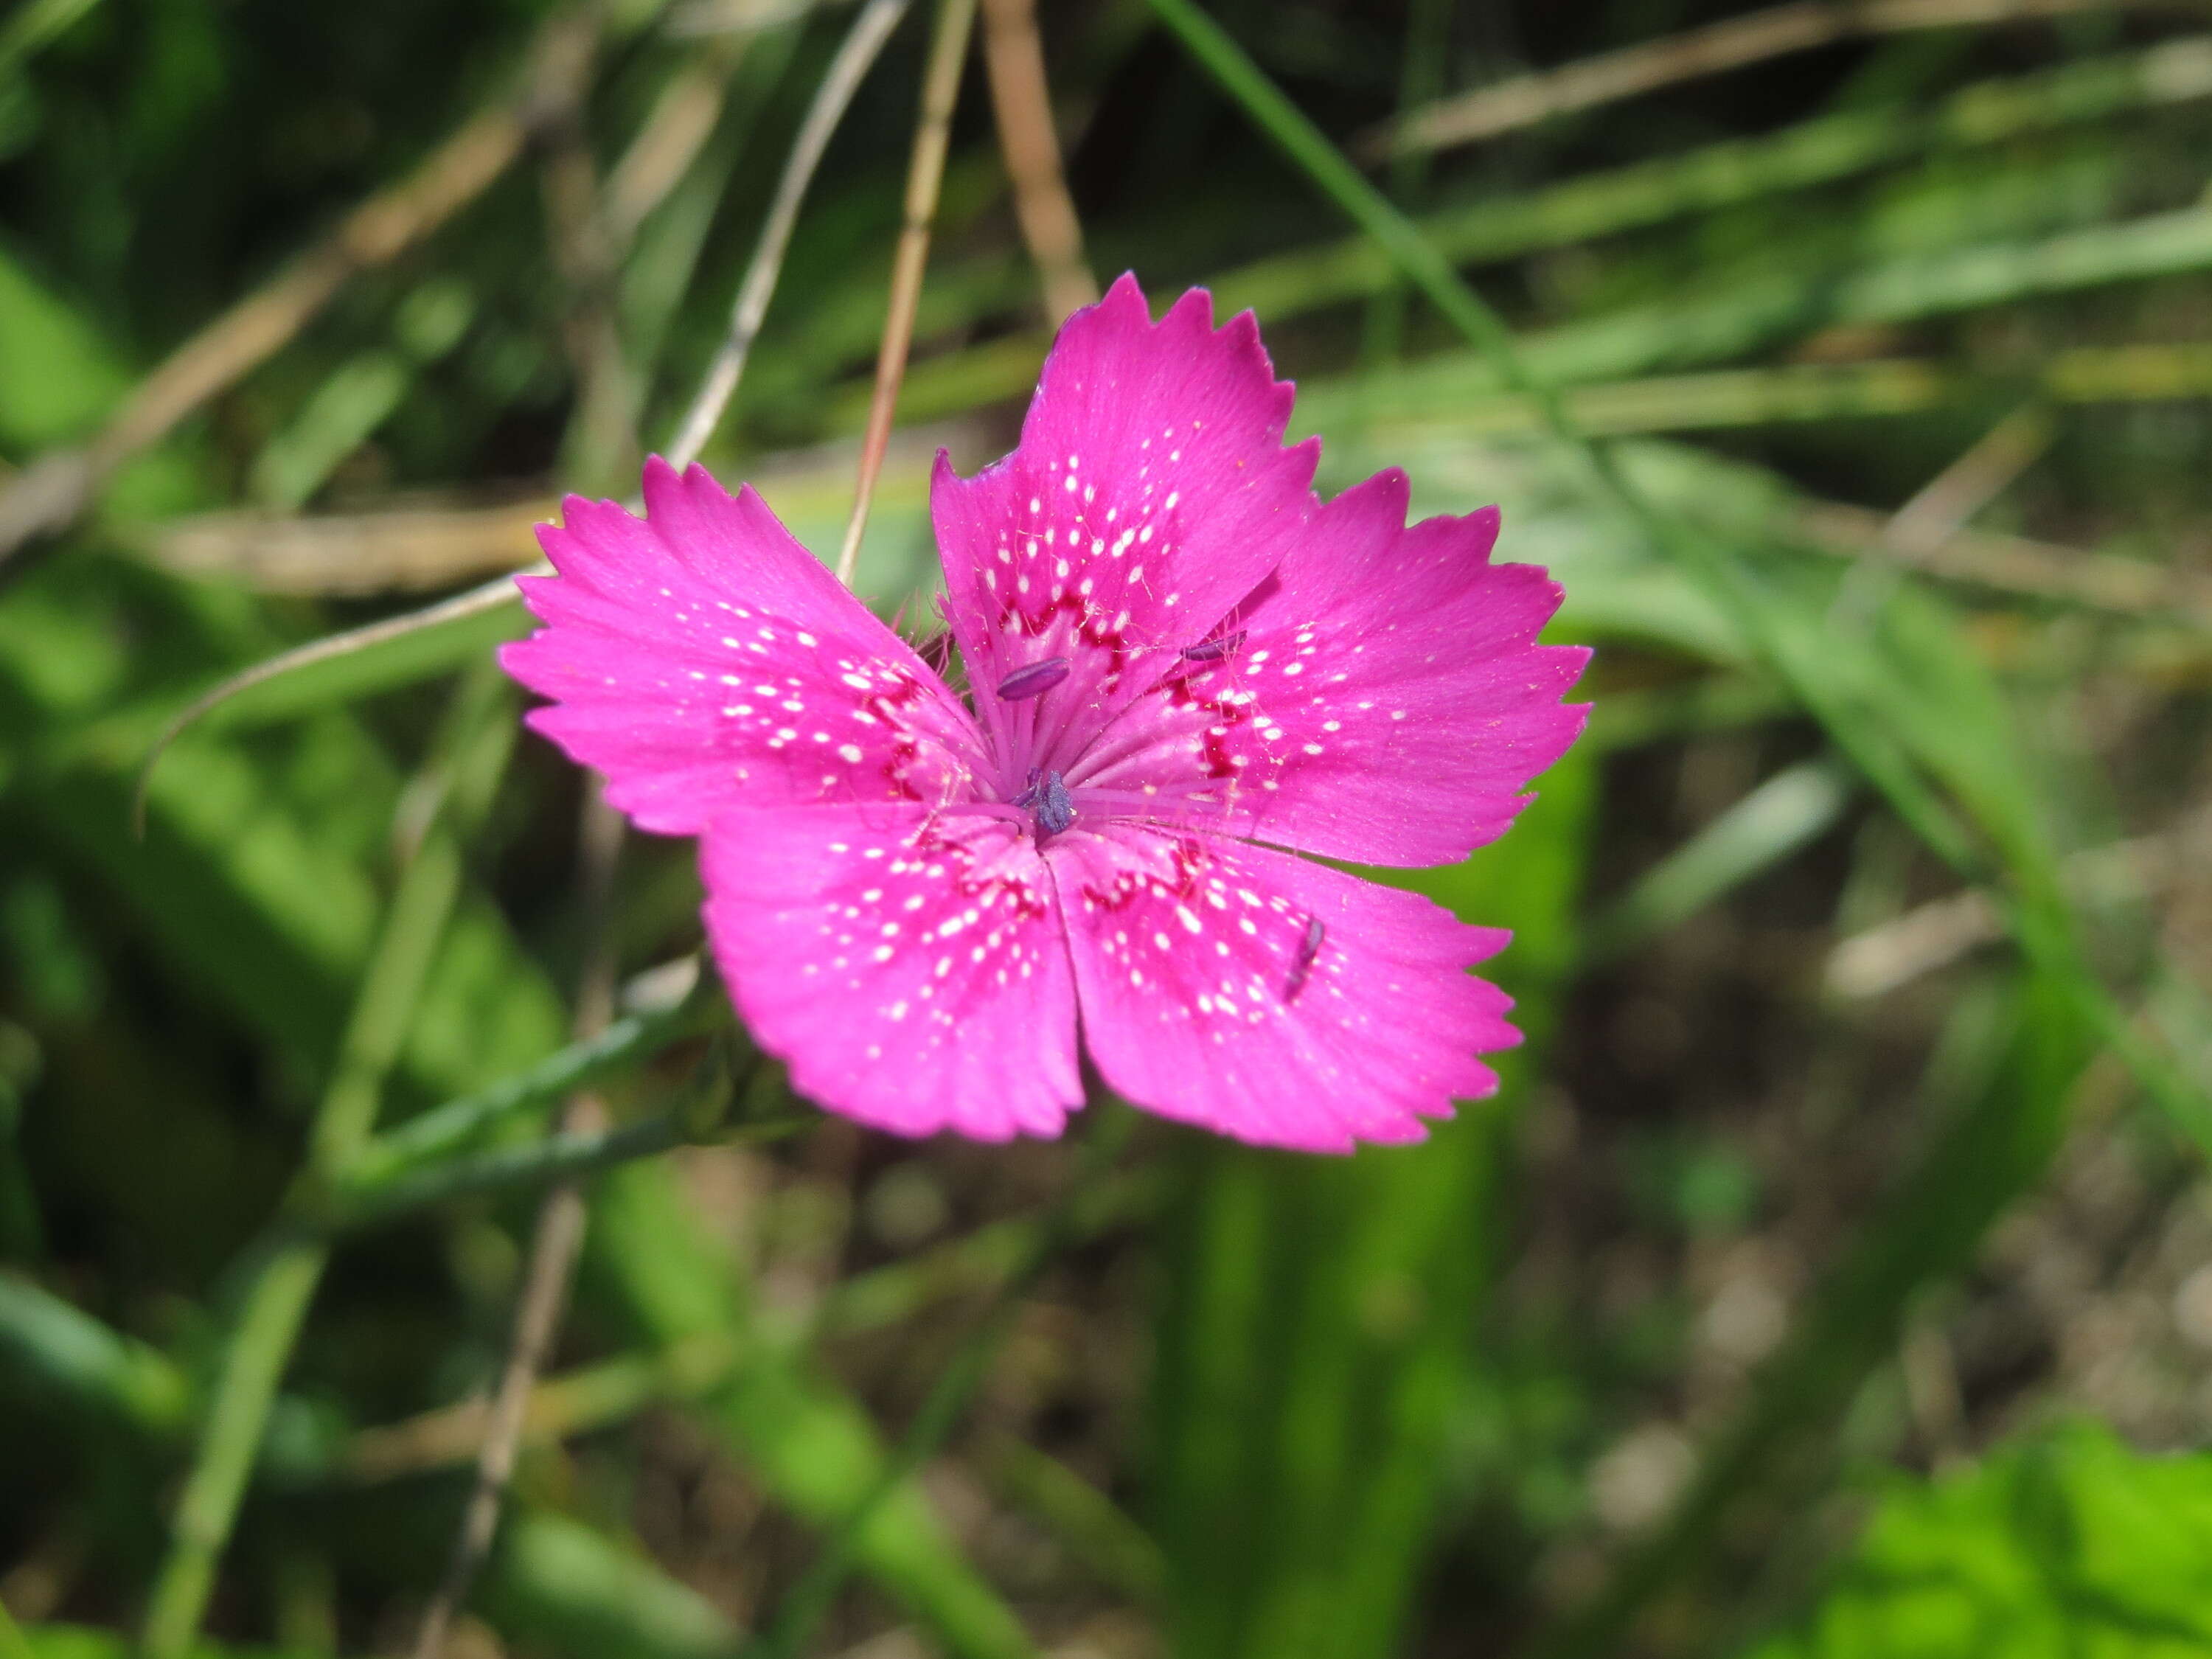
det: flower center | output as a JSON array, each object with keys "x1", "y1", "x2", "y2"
[
  {"x1": 1012, "y1": 767, "x2": 1076, "y2": 838},
  {"x1": 960, "y1": 637, "x2": 1242, "y2": 843}
]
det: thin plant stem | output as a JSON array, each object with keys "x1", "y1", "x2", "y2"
[
  {"x1": 139, "y1": 667, "x2": 517, "y2": 1659},
  {"x1": 978, "y1": 0, "x2": 1096, "y2": 320},
  {"x1": 747, "y1": 1103, "x2": 1136, "y2": 1658},
  {"x1": 1797, "y1": 498, "x2": 2212, "y2": 628},
  {"x1": 407, "y1": 793, "x2": 625, "y2": 1659},
  {"x1": 1882, "y1": 404, "x2": 2053, "y2": 557},
  {"x1": 134, "y1": 569, "x2": 529, "y2": 835},
  {"x1": 321, "y1": 1096, "x2": 806, "y2": 1238},
  {"x1": 664, "y1": 0, "x2": 914, "y2": 471},
  {"x1": 834, "y1": 0, "x2": 980, "y2": 586},
  {"x1": 345, "y1": 961, "x2": 717, "y2": 1187},
  {"x1": 139, "y1": 1242, "x2": 325, "y2": 1658},
  {"x1": 602, "y1": 29, "x2": 757, "y2": 248}
]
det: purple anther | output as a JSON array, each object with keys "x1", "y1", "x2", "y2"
[
  {"x1": 1283, "y1": 915, "x2": 1325, "y2": 1003},
  {"x1": 997, "y1": 656, "x2": 1071, "y2": 700},
  {"x1": 1013, "y1": 766, "x2": 1077, "y2": 837},
  {"x1": 1180, "y1": 630, "x2": 1246, "y2": 664}
]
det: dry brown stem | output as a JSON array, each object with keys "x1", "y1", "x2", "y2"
[
  {"x1": 408, "y1": 796, "x2": 625, "y2": 1659},
  {"x1": 835, "y1": 0, "x2": 981, "y2": 586},
  {"x1": 979, "y1": 0, "x2": 1096, "y2": 321},
  {"x1": 1364, "y1": 0, "x2": 2145, "y2": 161},
  {"x1": 1883, "y1": 405, "x2": 2054, "y2": 557},
  {"x1": 150, "y1": 495, "x2": 549, "y2": 595},
  {"x1": 1827, "y1": 808, "x2": 2209, "y2": 997},
  {"x1": 604, "y1": 36, "x2": 749, "y2": 245},
  {"x1": 1797, "y1": 499, "x2": 2212, "y2": 629}
]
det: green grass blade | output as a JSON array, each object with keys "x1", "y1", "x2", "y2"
[
  {"x1": 1585, "y1": 759, "x2": 1853, "y2": 964},
  {"x1": 1148, "y1": 750, "x2": 1593, "y2": 1659},
  {"x1": 480, "y1": 1509, "x2": 740, "y2": 1659}
]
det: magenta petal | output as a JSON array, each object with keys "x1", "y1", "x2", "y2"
[
  {"x1": 701, "y1": 805, "x2": 1083, "y2": 1141},
  {"x1": 1078, "y1": 470, "x2": 1590, "y2": 866},
  {"x1": 1048, "y1": 825, "x2": 1515, "y2": 1152},
  {"x1": 929, "y1": 274, "x2": 1319, "y2": 786},
  {"x1": 501, "y1": 458, "x2": 987, "y2": 834}
]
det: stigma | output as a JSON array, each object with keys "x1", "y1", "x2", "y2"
[{"x1": 1013, "y1": 767, "x2": 1077, "y2": 838}]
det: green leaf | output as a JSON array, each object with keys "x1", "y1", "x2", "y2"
[{"x1": 1748, "y1": 1423, "x2": 2212, "y2": 1659}]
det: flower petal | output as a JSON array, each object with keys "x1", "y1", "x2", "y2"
[
  {"x1": 702, "y1": 804, "x2": 1082, "y2": 1141},
  {"x1": 1048, "y1": 824, "x2": 1514, "y2": 1151},
  {"x1": 502, "y1": 458, "x2": 987, "y2": 834},
  {"x1": 929, "y1": 274, "x2": 1318, "y2": 793},
  {"x1": 1072, "y1": 470, "x2": 1589, "y2": 866}
]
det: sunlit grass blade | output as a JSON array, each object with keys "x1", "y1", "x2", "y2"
[{"x1": 1585, "y1": 759, "x2": 1853, "y2": 965}]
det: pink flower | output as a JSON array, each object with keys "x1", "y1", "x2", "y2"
[{"x1": 501, "y1": 276, "x2": 1587, "y2": 1151}]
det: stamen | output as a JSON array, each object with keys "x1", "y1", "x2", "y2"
[
  {"x1": 933, "y1": 799, "x2": 1029, "y2": 827},
  {"x1": 1180, "y1": 630, "x2": 1246, "y2": 664},
  {"x1": 1283, "y1": 916, "x2": 1325, "y2": 1003},
  {"x1": 1062, "y1": 721, "x2": 1173, "y2": 789},
  {"x1": 998, "y1": 656, "x2": 1071, "y2": 700},
  {"x1": 1077, "y1": 782, "x2": 1231, "y2": 815}
]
